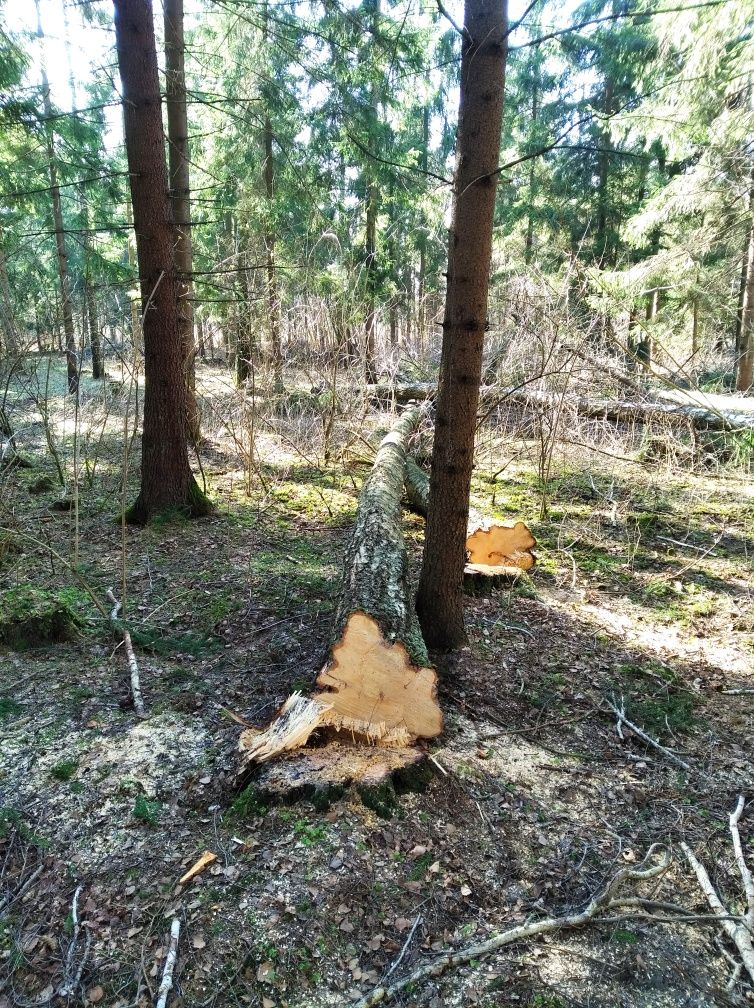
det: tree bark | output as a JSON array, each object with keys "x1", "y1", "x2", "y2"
[
  {"x1": 263, "y1": 114, "x2": 284, "y2": 393},
  {"x1": 524, "y1": 78, "x2": 539, "y2": 266},
  {"x1": 0, "y1": 230, "x2": 19, "y2": 358},
  {"x1": 416, "y1": 0, "x2": 508, "y2": 651},
  {"x1": 125, "y1": 197, "x2": 143, "y2": 355},
  {"x1": 164, "y1": 0, "x2": 200, "y2": 441},
  {"x1": 260, "y1": 0, "x2": 284, "y2": 393},
  {"x1": 238, "y1": 406, "x2": 442, "y2": 781},
  {"x1": 113, "y1": 0, "x2": 209, "y2": 524},
  {"x1": 737, "y1": 212, "x2": 754, "y2": 393},
  {"x1": 364, "y1": 173, "x2": 379, "y2": 384},
  {"x1": 85, "y1": 257, "x2": 104, "y2": 380},
  {"x1": 36, "y1": 0, "x2": 78, "y2": 395}
]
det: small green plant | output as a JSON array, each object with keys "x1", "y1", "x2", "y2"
[
  {"x1": 50, "y1": 759, "x2": 78, "y2": 782},
  {"x1": 0, "y1": 807, "x2": 47, "y2": 847},
  {"x1": 133, "y1": 795, "x2": 161, "y2": 826},
  {"x1": 293, "y1": 819, "x2": 327, "y2": 846},
  {"x1": 626, "y1": 692, "x2": 696, "y2": 738},
  {"x1": 409, "y1": 851, "x2": 435, "y2": 881},
  {"x1": 610, "y1": 928, "x2": 639, "y2": 944},
  {"x1": 228, "y1": 786, "x2": 268, "y2": 819},
  {"x1": 527, "y1": 994, "x2": 564, "y2": 1008},
  {"x1": 128, "y1": 626, "x2": 216, "y2": 658}
]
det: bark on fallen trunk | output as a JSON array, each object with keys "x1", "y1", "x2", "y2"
[
  {"x1": 405, "y1": 457, "x2": 536, "y2": 573},
  {"x1": 367, "y1": 383, "x2": 754, "y2": 433},
  {"x1": 238, "y1": 406, "x2": 442, "y2": 802},
  {"x1": 514, "y1": 388, "x2": 754, "y2": 434}
]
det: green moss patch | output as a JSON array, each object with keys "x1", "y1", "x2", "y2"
[{"x1": 0, "y1": 586, "x2": 82, "y2": 649}]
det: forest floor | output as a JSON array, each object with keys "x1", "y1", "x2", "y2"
[{"x1": 1, "y1": 357, "x2": 754, "y2": 1008}]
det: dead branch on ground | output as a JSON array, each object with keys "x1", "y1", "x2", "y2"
[{"x1": 354, "y1": 845, "x2": 671, "y2": 1008}]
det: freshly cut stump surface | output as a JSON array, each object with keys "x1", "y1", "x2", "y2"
[
  {"x1": 465, "y1": 522, "x2": 536, "y2": 570},
  {"x1": 318, "y1": 611, "x2": 442, "y2": 741},
  {"x1": 237, "y1": 407, "x2": 443, "y2": 808},
  {"x1": 405, "y1": 457, "x2": 537, "y2": 572}
]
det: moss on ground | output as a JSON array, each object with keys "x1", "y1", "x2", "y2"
[{"x1": 0, "y1": 586, "x2": 81, "y2": 649}]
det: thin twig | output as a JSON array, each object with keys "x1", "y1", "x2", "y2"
[
  {"x1": 383, "y1": 915, "x2": 422, "y2": 980},
  {"x1": 0, "y1": 863, "x2": 43, "y2": 914},
  {"x1": 354, "y1": 847, "x2": 670, "y2": 1007},
  {"x1": 58, "y1": 884, "x2": 83, "y2": 997},
  {"x1": 729, "y1": 797, "x2": 754, "y2": 926},
  {"x1": 604, "y1": 697, "x2": 692, "y2": 773},
  {"x1": 681, "y1": 826, "x2": 754, "y2": 985}
]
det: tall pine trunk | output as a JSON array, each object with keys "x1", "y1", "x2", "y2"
[
  {"x1": 85, "y1": 253, "x2": 104, "y2": 380},
  {"x1": 113, "y1": 0, "x2": 209, "y2": 523},
  {"x1": 416, "y1": 0, "x2": 508, "y2": 650},
  {"x1": 36, "y1": 0, "x2": 78, "y2": 394},
  {"x1": 164, "y1": 0, "x2": 200, "y2": 442}
]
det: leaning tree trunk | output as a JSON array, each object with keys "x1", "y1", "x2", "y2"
[
  {"x1": 416, "y1": 0, "x2": 508, "y2": 650},
  {"x1": 113, "y1": 0, "x2": 210, "y2": 524},
  {"x1": 238, "y1": 406, "x2": 442, "y2": 812},
  {"x1": 164, "y1": 0, "x2": 200, "y2": 441}
]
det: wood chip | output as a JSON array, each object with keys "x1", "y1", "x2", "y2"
[{"x1": 178, "y1": 851, "x2": 217, "y2": 885}]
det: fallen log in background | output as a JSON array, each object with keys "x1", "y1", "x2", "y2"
[
  {"x1": 512, "y1": 388, "x2": 754, "y2": 434},
  {"x1": 404, "y1": 457, "x2": 536, "y2": 593},
  {"x1": 367, "y1": 382, "x2": 754, "y2": 433},
  {"x1": 238, "y1": 406, "x2": 442, "y2": 812}
]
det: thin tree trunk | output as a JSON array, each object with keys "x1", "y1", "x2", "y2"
[
  {"x1": 691, "y1": 297, "x2": 699, "y2": 359},
  {"x1": 36, "y1": 0, "x2": 77, "y2": 394},
  {"x1": 524, "y1": 82, "x2": 538, "y2": 266},
  {"x1": 737, "y1": 213, "x2": 754, "y2": 392},
  {"x1": 416, "y1": 0, "x2": 508, "y2": 650},
  {"x1": 113, "y1": 0, "x2": 209, "y2": 523},
  {"x1": 85, "y1": 261, "x2": 103, "y2": 379},
  {"x1": 197, "y1": 314, "x2": 206, "y2": 361},
  {"x1": 164, "y1": 0, "x2": 200, "y2": 442},
  {"x1": 595, "y1": 74, "x2": 614, "y2": 264},
  {"x1": 264, "y1": 115, "x2": 284, "y2": 393},
  {"x1": 0, "y1": 230, "x2": 19, "y2": 358},
  {"x1": 364, "y1": 174, "x2": 378, "y2": 384}
]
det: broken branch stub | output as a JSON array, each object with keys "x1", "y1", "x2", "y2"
[{"x1": 238, "y1": 406, "x2": 442, "y2": 797}]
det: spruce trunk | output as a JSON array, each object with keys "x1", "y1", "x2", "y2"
[
  {"x1": 36, "y1": 1, "x2": 77, "y2": 395},
  {"x1": 164, "y1": 0, "x2": 200, "y2": 442},
  {"x1": 737, "y1": 214, "x2": 754, "y2": 393},
  {"x1": 113, "y1": 0, "x2": 209, "y2": 524},
  {"x1": 416, "y1": 0, "x2": 508, "y2": 650}
]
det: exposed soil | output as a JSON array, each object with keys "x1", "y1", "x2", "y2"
[{"x1": 1, "y1": 359, "x2": 754, "y2": 1008}]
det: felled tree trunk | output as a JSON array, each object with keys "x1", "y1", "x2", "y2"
[
  {"x1": 238, "y1": 406, "x2": 442, "y2": 812},
  {"x1": 369, "y1": 382, "x2": 754, "y2": 434},
  {"x1": 405, "y1": 457, "x2": 536, "y2": 593}
]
